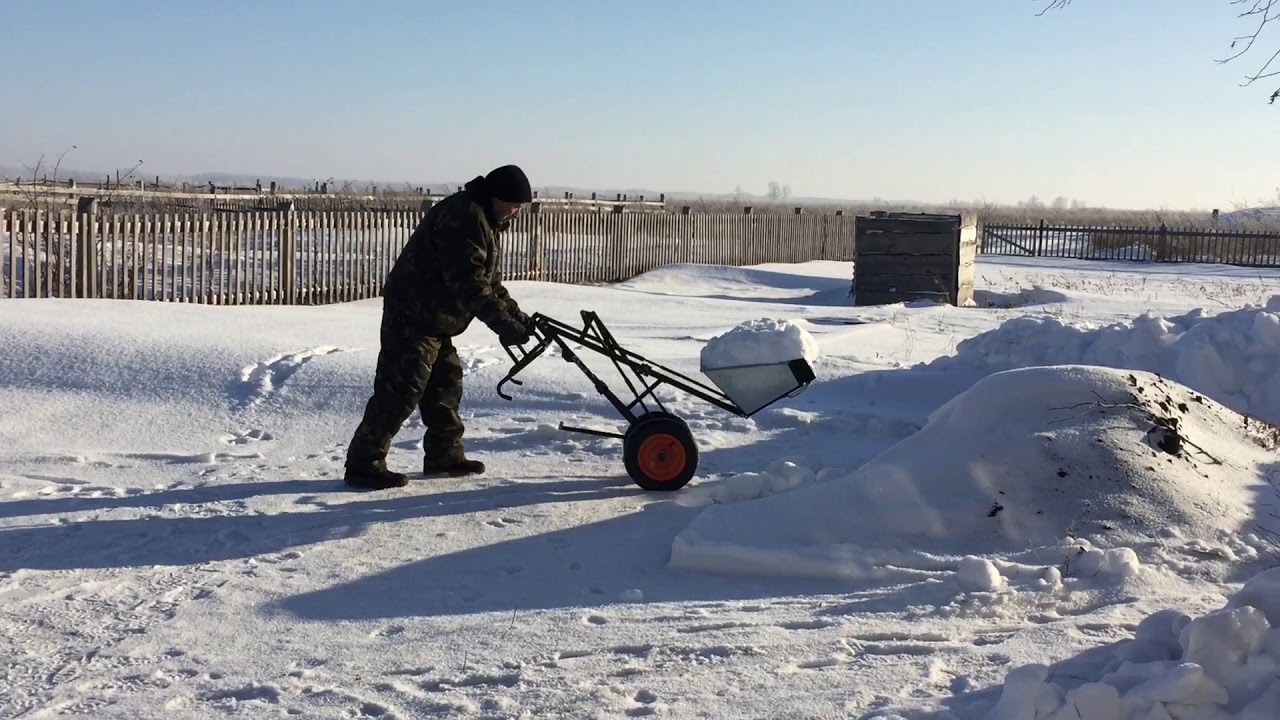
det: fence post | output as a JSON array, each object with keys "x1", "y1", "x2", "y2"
[
  {"x1": 528, "y1": 202, "x2": 543, "y2": 281},
  {"x1": 76, "y1": 196, "x2": 98, "y2": 298},
  {"x1": 682, "y1": 206, "x2": 695, "y2": 265},
  {"x1": 281, "y1": 202, "x2": 297, "y2": 303},
  {"x1": 1156, "y1": 223, "x2": 1168, "y2": 262},
  {"x1": 609, "y1": 204, "x2": 627, "y2": 281},
  {"x1": 1037, "y1": 219, "x2": 1046, "y2": 256},
  {"x1": 2, "y1": 209, "x2": 9, "y2": 299}
]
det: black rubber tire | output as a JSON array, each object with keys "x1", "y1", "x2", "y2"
[{"x1": 623, "y1": 412, "x2": 699, "y2": 491}]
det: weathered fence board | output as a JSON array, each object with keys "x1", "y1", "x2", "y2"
[
  {"x1": 10, "y1": 208, "x2": 1276, "y2": 303},
  {"x1": 2, "y1": 206, "x2": 854, "y2": 302}
]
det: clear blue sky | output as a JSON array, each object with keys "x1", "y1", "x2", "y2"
[{"x1": 4, "y1": 0, "x2": 1276, "y2": 210}]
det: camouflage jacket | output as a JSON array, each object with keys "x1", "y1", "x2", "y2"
[{"x1": 381, "y1": 178, "x2": 522, "y2": 336}]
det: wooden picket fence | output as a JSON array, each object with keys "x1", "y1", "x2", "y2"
[{"x1": 0, "y1": 207, "x2": 854, "y2": 303}]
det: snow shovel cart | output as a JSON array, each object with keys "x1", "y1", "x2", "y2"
[{"x1": 496, "y1": 310, "x2": 816, "y2": 492}]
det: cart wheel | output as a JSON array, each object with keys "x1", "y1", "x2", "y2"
[{"x1": 623, "y1": 413, "x2": 698, "y2": 491}]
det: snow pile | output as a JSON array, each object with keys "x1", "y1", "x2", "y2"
[
  {"x1": 928, "y1": 296, "x2": 1280, "y2": 424},
  {"x1": 699, "y1": 318, "x2": 821, "y2": 370},
  {"x1": 984, "y1": 567, "x2": 1280, "y2": 720},
  {"x1": 972, "y1": 285, "x2": 1070, "y2": 309},
  {"x1": 1219, "y1": 206, "x2": 1280, "y2": 228},
  {"x1": 671, "y1": 365, "x2": 1275, "y2": 584}
]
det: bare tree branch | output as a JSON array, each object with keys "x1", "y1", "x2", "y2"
[
  {"x1": 1040, "y1": 0, "x2": 1280, "y2": 103},
  {"x1": 1220, "y1": 0, "x2": 1280, "y2": 101},
  {"x1": 15, "y1": 145, "x2": 77, "y2": 210},
  {"x1": 1036, "y1": 0, "x2": 1071, "y2": 17}
]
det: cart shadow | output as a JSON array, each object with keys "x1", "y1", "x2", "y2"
[{"x1": 273, "y1": 496, "x2": 860, "y2": 622}]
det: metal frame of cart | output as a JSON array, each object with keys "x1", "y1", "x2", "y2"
[{"x1": 497, "y1": 311, "x2": 816, "y2": 491}]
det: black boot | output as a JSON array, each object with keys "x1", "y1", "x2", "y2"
[
  {"x1": 422, "y1": 457, "x2": 485, "y2": 478},
  {"x1": 344, "y1": 465, "x2": 409, "y2": 490}
]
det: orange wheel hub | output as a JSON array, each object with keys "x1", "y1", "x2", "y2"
[{"x1": 636, "y1": 434, "x2": 687, "y2": 482}]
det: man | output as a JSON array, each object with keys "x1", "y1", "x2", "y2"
[{"x1": 344, "y1": 164, "x2": 535, "y2": 490}]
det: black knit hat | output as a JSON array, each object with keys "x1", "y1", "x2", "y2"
[{"x1": 485, "y1": 164, "x2": 532, "y2": 203}]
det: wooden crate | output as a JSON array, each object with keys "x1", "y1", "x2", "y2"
[{"x1": 852, "y1": 211, "x2": 976, "y2": 306}]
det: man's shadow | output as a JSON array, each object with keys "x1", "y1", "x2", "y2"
[{"x1": 0, "y1": 476, "x2": 625, "y2": 573}]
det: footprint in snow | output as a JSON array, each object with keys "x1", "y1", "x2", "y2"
[
  {"x1": 200, "y1": 683, "x2": 285, "y2": 705},
  {"x1": 842, "y1": 631, "x2": 961, "y2": 657},
  {"x1": 972, "y1": 632, "x2": 1017, "y2": 646},
  {"x1": 625, "y1": 691, "x2": 664, "y2": 716},
  {"x1": 678, "y1": 621, "x2": 754, "y2": 634},
  {"x1": 21, "y1": 473, "x2": 90, "y2": 485},
  {"x1": 373, "y1": 624, "x2": 406, "y2": 638},
  {"x1": 787, "y1": 656, "x2": 849, "y2": 672},
  {"x1": 419, "y1": 671, "x2": 522, "y2": 692},
  {"x1": 118, "y1": 450, "x2": 264, "y2": 465},
  {"x1": 774, "y1": 619, "x2": 838, "y2": 631},
  {"x1": 222, "y1": 428, "x2": 275, "y2": 445},
  {"x1": 231, "y1": 347, "x2": 348, "y2": 412},
  {"x1": 387, "y1": 665, "x2": 436, "y2": 677}
]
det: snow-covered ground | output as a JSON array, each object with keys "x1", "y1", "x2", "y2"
[{"x1": 2, "y1": 255, "x2": 1279, "y2": 719}]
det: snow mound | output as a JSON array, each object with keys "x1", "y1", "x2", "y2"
[
  {"x1": 699, "y1": 318, "x2": 820, "y2": 370},
  {"x1": 671, "y1": 365, "x2": 1276, "y2": 583},
  {"x1": 1219, "y1": 206, "x2": 1280, "y2": 228},
  {"x1": 972, "y1": 285, "x2": 1070, "y2": 308},
  {"x1": 983, "y1": 567, "x2": 1280, "y2": 720},
  {"x1": 927, "y1": 296, "x2": 1280, "y2": 425},
  {"x1": 615, "y1": 262, "x2": 849, "y2": 303}
]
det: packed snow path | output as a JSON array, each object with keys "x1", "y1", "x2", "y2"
[{"x1": 1, "y1": 257, "x2": 1279, "y2": 718}]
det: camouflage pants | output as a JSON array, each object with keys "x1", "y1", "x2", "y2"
[{"x1": 346, "y1": 310, "x2": 466, "y2": 471}]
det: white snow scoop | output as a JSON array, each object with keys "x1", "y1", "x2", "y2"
[{"x1": 700, "y1": 358, "x2": 816, "y2": 416}]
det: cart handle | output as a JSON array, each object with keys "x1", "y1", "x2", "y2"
[{"x1": 496, "y1": 316, "x2": 552, "y2": 400}]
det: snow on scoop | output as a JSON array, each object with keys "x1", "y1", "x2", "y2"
[{"x1": 699, "y1": 319, "x2": 819, "y2": 416}]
